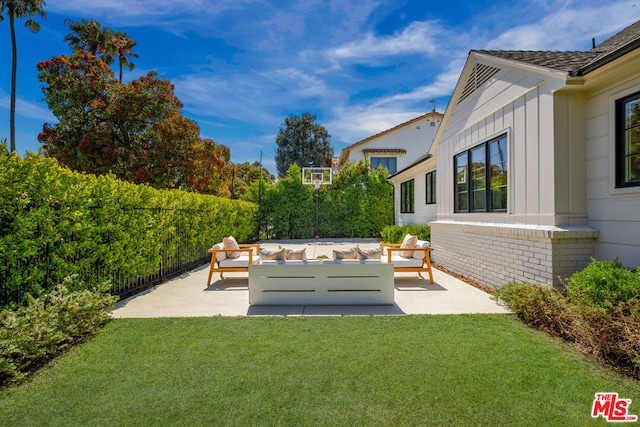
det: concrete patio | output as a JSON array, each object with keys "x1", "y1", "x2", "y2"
[{"x1": 111, "y1": 239, "x2": 510, "y2": 317}]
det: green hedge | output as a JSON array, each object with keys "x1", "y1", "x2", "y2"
[
  {"x1": 0, "y1": 149, "x2": 257, "y2": 307},
  {"x1": 380, "y1": 224, "x2": 431, "y2": 243}
]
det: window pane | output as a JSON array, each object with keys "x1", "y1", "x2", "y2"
[
  {"x1": 401, "y1": 179, "x2": 414, "y2": 213},
  {"x1": 371, "y1": 157, "x2": 397, "y2": 174},
  {"x1": 619, "y1": 92, "x2": 640, "y2": 187},
  {"x1": 425, "y1": 171, "x2": 436, "y2": 204},
  {"x1": 454, "y1": 153, "x2": 468, "y2": 212},
  {"x1": 470, "y1": 146, "x2": 486, "y2": 212},
  {"x1": 489, "y1": 136, "x2": 508, "y2": 210}
]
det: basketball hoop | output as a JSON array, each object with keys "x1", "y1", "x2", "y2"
[{"x1": 311, "y1": 173, "x2": 323, "y2": 190}]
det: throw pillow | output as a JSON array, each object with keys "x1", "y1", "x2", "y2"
[
  {"x1": 357, "y1": 246, "x2": 382, "y2": 259},
  {"x1": 260, "y1": 247, "x2": 286, "y2": 260},
  {"x1": 223, "y1": 236, "x2": 241, "y2": 259},
  {"x1": 400, "y1": 234, "x2": 418, "y2": 258},
  {"x1": 332, "y1": 247, "x2": 358, "y2": 259},
  {"x1": 282, "y1": 247, "x2": 307, "y2": 260}
]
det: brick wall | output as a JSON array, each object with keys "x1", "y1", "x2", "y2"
[{"x1": 430, "y1": 221, "x2": 599, "y2": 288}]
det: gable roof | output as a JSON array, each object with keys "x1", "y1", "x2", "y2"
[{"x1": 339, "y1": 111, "x2": 443, "y2": 164}]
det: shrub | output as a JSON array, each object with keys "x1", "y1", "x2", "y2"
[
  {"x1": 0, "y1": 276, "x2": 118, "y2": 385},
  {"x1": 565, "y1": 259, "x2": 640, "y2": 308},
  {"x1": 494, "y1": 259, "x2": 640, "y2": 379},
  {"x1": 380, "y1": 224, "x2": 431, "y2": 243}
]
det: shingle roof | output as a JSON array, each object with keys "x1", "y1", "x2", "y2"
[
  {"x1": 472, "y1": 19, "x2": 640, "y2": 76},
  {"x1": 471, "y1": 50, "x2": 600, "y2": 73}
]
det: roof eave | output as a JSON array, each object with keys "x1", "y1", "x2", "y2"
[{"x1": 572, "y1": 39, "x2": 640, "y2": 76}]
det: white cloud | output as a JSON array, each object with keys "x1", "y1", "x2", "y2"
[
  {"x1": 0, "y1": 94, "x2": 56, "y2": 122},
  {"x1": 325, "y1": 20, "x2": 442, "y2": 65},
  {"x1": 486, "y1": 1, "x2": 640, "y2": 50}
]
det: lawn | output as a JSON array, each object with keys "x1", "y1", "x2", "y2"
[{"x1": 1, "y1": 314, "x2": 639, "y2": 426}]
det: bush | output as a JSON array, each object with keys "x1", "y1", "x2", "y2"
[
  {"x1": 565, "y1": 259, "x2": 640, "y2": 308},
  {"x1": 494, "y1": 259, "x2": 640, "y2": 379},
  {"x1": 0, "y1": 276, "x2": 117, "y2": 385},
  {"x1": 380, "y1": 224, "x2": 431, "y2": 243},
  {"x1": 0, "y1": 149, "x2": 257, "y2": 306}
]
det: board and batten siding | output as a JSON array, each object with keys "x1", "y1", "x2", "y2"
[
  {"x1": 432, "y1": 57, "x2": 598, "y2": 288},
  {"x1": 584, "y1": 72, "x2": 640, "y2": 268}
]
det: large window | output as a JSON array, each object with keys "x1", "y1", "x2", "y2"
[
  {"x1": 425, "y1": 171, "x2": 436, "y2": 204},
  {"x1": 454, "y1": 134, "x2": 508, "y2": 212},
  {"x1": 400, "y1": 179, "x2": 414, "y2": 213},
  {"x1": 616, "y1": 91, "x2": 640, "y2": 188},
  {"x1": 371, "y1": 157, "x2": 397, "y2": 174}
]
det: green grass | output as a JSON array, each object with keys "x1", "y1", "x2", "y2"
[{"x1": 2, "y1": 315, "x2": 639, "y2": 426}]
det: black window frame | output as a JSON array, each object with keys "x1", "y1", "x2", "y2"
[
  {"x1": 454, "y1": 134, "x2": 508, "y2": 213},
  {"x1": 425, "y1": 171, "x2": 436, "y2": 205},
  {"x1": 400, "y1": 179, "x2": 415, "y2": 213},
  {"x1": 616, "y1": 91, "x2": 640, "y2": 188}
]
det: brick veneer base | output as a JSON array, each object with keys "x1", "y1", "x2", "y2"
[{"x1": 430, "y1": 221, "x2": 600, "y2": 288}]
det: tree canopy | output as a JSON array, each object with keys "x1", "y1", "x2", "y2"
[
  {"x1": 274, "y1": 112, "x2": 333, "y2": 178},
  {"x1": 37, "y1": 51, "x2": 232, "y2": 195}
]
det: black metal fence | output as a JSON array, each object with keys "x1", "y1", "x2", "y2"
[{"x1": 0, "y1": 207, "x2": 213, "y2": 306}]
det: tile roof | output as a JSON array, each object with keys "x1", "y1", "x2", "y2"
[{"x1": 471, "y1": 19, "x2": 640, "y2": 76}]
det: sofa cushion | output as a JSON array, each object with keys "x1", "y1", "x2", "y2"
[
  {"x1": 332, "y1": 247, "x2": 358, "y2": 259},
  {"x1": 412, "y1": 240, "x2": 431, "y2": 260},
  {"x1": 260, "y1": 247, "x2": 286, "y2": 260},
  {"x1": 357, "y1": 246, "x2": 382, "y2": 259},
  {"x1": 211, "y1": 243, "x2": 227, "y2": 262},
  {"x1": 325, "y1": 258, "x2": 382, "y2": 264},
  {"x1": 282, "y1": 247, "x2": 307, "y2": 260},
  {"x1": 223, "y1": 236, "x2": 241, "y2": 259},
  {"x1": 218, "y1": 254, "x2": 260, "y2": 268},
  {"x1": 400, "y1": 234, "x2": 418, "y2": 258}
]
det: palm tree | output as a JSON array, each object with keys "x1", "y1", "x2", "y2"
[
  {"x1": 0, "y1": 0, "x2": 47, "y2": 152},
  {"x1": 111, "y1": 31, "x2": 138, "y2": 83},
  {"x1": 64, "y1": 19, "x2": 115, "y2": 65}
]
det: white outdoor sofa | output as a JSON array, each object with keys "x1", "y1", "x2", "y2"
[{"x1": 248, "y1": 259, "x2": 394, "y2": 305}]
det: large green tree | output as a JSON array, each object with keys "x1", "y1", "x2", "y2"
[
  {"x1": 0, "y1": 0, "x2": 47, "y2": 153},
  {"x1": 274, "y1": 112, "x2": 333, "y2": 178}
]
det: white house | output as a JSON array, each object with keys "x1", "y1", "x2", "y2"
[
  {"x1": 338, "y1": 111, "x2": 442, "y2": 175},
  {"x1": 430, "y1": 19, "x2": 640, "y2": 288}
]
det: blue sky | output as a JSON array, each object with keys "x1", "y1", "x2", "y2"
[{"x1": 1, "y1": 0, "x2": 639, "y2": 174}]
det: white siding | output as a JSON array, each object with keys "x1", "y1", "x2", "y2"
[
  {"x1": 585, "y1": 70, "x2": 640, "y2": 269},
  {"x1": 436, "y1": 62, "x2": 571, "y2": 226},
  {"x1": 347, "y1": 116, "x2": 440, "y2": 172}
]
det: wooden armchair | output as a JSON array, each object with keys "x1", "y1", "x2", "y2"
[
  {"x1": 207, "y1": 243, "x2": 260, "y2": 285},
  {"x1": 380, "y1": 242, "x2": 434, "y2": 284}
]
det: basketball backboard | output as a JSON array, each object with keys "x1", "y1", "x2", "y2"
[{"x1": 302, "y1": 167, "x2": 332, "y2": 189}]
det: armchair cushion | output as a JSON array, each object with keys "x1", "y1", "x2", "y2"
[
  {"x1": 211, "y1": 243, "x2": 227, "y2": 262},
  {"x1": 218, "y1": 254, "x2": 260, "y2": 268},
  {"x1": 412, "y1": 240, "x2": 431, "y2": 260},
  {"x1": 223, "y1": 236, "x2": 241, "y2": 259},
  {"x1": 400, "y1": 234, "x2": 418, "y2": 258}
]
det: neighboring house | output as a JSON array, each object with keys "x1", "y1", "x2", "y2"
[
  {"x1": 338, "y1": 111, "x2": 443, "y2": 175},
  {"x1": 430, "y1": 19, "x2": 640, "y2": 288}
]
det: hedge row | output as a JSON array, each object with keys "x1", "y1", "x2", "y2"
[{"x1": 0, "y1": 149, "x2": 257, "y2": 307}]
